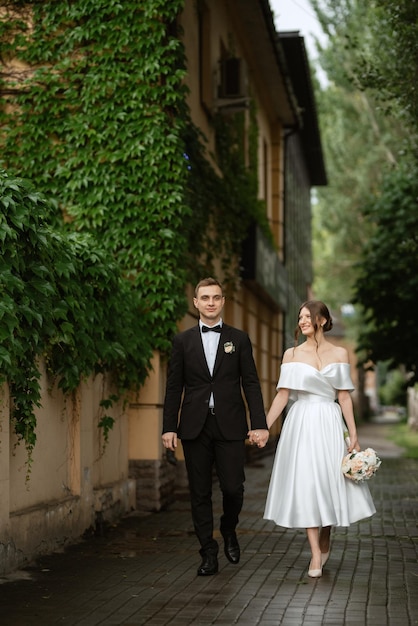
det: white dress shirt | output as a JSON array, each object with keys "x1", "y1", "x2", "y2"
[{"x1": 200, "y1": 319, "x2": 222, "y2": 409}]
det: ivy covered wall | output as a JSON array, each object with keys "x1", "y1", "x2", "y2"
[
  {"x1": 0, "y1": 169, "x2": 153, "y2": 465},
  {"x1": 0, "y1": 0, "x2": 267, "y2": 454},
  {"x1": 0, "y1": 0, "x2": 191, "y2": 352}
]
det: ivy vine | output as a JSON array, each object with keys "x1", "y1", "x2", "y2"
[
  {"x1": 0, "y1": 0, "x2": 190, "y2": 354},
  {"x1": 0, "y1": 170, "x2": 153, "y2": 471},
  {"x1": 182, "y1": 103, "x2": 271, "y2": 286}
]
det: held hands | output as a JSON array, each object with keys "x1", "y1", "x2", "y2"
[
  {"x1": 162, "y1": 432, "x2": 177, "y2": 451},
  {"x1": 163, "y1": 430, "x2": 270, "y2": 450},
  {"x1": 247, "y1": 429, "x2": 269, "y2": 448}
]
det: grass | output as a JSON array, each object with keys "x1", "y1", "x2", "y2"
[{"x1": 389, "y1": 421, "x2": 418, "y2": 458}]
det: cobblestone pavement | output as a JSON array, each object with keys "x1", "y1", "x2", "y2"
[{"x1": 0, "y1": 422, "x2": 417, "y2": 626}]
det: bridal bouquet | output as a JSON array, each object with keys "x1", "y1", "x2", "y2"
[{"x1": 342, "y1": 447, "x2": 382, "y2": 483}]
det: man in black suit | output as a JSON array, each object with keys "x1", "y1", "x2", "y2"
[{"x1": 162, "y1": 277, "x2": 269, "y2": 576}]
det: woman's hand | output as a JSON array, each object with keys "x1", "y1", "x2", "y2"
[{"x1": 347, "y1": 433, "x2": 360, "y2": 453}]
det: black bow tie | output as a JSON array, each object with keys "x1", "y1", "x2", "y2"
[{"x1": 202, "y1": 325, "x2": 222, "y2": 333}]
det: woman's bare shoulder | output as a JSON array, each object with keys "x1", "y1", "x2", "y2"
[
  {"x1": 282, "y1": 347, "x2": 295, "y2": 363},
  {"x1": 329, "y1": 344, "x2": 349, "y2": 363},
  {"x1": 282, "y1": 345, "x2": 309, "y2": 363}
]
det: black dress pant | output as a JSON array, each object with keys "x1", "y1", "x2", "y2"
[{"x1": 182, "y1": 410, "x2": 246, "y2": 554}]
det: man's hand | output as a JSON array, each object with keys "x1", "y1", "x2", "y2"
[
  {"x1": 247, "y1": 429, "x2": 269, "y2": 448},
  {"x1": 162, "y1": 432, "x2": 178, "y2": 451}
]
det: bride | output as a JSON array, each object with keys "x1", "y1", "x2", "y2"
[{"x1": 256, "y1": 300, "x2": 376, "y2": 578}]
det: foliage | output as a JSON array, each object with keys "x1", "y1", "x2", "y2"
[
  {"x1": 312, "y1": 84, "x2": 394, "y2": 308},
  {"x1": 310, "y1": 0, "x2": 418, "y2": 349},
  {"x1": 378, "y1": 367, "x2": 407, "y2": 408},
  {"x1": 0, "y1": 169, "x2": 153, "y2": 466},
  {"x1": 309, "y1": 0, "x2": 405, "y2": 310},
  {"x1": 0, "y1": 0, "x2": 190, "y2": 354},
  {"x1": 350, "y1": 0, "x2": 418, "y2": 139},
  {"x1": 390, "y1": 422, "x2": 418, "y2": 459},
  {"x1": 354, "y1": 165, "x2": 418, "y2": 379},
  {"x1": 0, "y1": 0, "x2": 266, "y2": 348}
]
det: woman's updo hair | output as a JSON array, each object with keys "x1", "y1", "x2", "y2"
[{"x1": 294, "y1": 300, "x2": 333, "y2": 344}]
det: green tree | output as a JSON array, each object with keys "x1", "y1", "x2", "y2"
[
  {"x1": 305, "y1": 0, "x2": 418, "y2": 404},
  {"x1": 312, "y1": 83, "x2": 395, "y2": 310},
  {"x1": 347, "y1": 0, "x2": 418, "y2": 378},
  {"x1": 351, "y1": 0, "x2": 418, "y2": 137},
  {"x1": 354, "y1": 165, "x2": 418, "y2": 380},
  {"x1": 310, "y1": 0, "x2": 416, "y2": 319}
]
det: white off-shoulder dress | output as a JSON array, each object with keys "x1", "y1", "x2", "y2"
[{"x1": 264, "y1": 362, "x2": 376, "y2": 528}]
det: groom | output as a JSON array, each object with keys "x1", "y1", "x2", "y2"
[{"x1": 162, "y1": 277, "x2": 268, "y2": 576}]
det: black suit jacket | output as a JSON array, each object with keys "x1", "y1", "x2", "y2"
[{"x1": 162, "y1": 323, "x2": 267, "y2": 440}]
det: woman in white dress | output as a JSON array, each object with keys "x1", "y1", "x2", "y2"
[{"x1": 259, "y1": 301, "x2": 376, "y2": 578}]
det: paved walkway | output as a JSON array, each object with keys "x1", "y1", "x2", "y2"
[{"x1": 0, "y1": 421, "x2": 417, "y2": 625}]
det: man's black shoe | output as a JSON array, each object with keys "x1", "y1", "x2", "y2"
[
  {"x1": 197, "y1": 553, "x2": 219, "y2": 576},
  {"x1": 223, "y1": 533, "x2": 240, "y2": 564}
]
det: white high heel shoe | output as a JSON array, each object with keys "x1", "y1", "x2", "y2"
[
  {"x1": 321, "y1": 551, "x2": 330, "y2": 567},
  {"x1": 308, "y1": 559, "x2": 323, "y2": 578}
]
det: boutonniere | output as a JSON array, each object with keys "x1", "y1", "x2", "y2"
[{"x1": 224, "y1": 341, "x2": 235, "y2": 354}]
